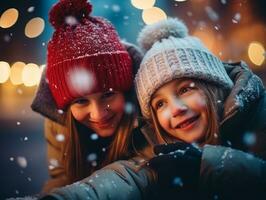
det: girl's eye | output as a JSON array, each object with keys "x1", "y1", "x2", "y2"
[
  {"x1": 102, "y1": 91, "x2": 115, "y2": 99},
  {"x1": 74, "y1": 99, "x2": 88, "y2": 105},
  {"x1": 155, "y1": 100, "x2": 164, "y2": 110},
  {"x1": 179, "y1": 87, "x2": 193, "y2": 96}
]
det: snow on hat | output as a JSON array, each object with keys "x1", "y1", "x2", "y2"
[
  {"x1": 47, "y1": 0, "x2": 132, "y2": 109},
  {"x1": 135, "y1": 18, "x2": 233, "y2": 119}
]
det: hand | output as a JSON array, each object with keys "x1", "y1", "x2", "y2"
[{"x1": 148, "y1": 142, "x2": 202, "y2": 191}]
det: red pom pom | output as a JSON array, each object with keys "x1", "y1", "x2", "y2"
[{"x1": 49, "y1": 0, "x2": 92, "y2": 29}]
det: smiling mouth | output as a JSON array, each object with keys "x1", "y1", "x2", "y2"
[
  {"x1": 175, "y1": 115, "x2": 200, "y2": 129},
  {"x1": 94, "y1": 115, "x2": 116, "y2": 128}
]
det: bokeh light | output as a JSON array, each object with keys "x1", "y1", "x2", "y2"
[
  {"x1": 131, "y1": 0, "x2": 155, "y2": 10},
  {"x1": 10, "y1": 62, "x2": 26, "y2": 85},
  {"x1": 22, "y1": 63, "x2": 41, "y2": 87},
  {"x1": 0, "y1": 61, "x2": 10, "y2": 83},
  {"x1": 25, "y1": 17, "x2": 45, "y2": 38},
  {"x1": 0, "y1": 8, "x2": 19, "y2": 28},
  {"x1": 142, "y1": 7, "x2": 167, "y2": 25},
  {"x1": 248, "y1": 42, "x2": 265, "y2": 66}
]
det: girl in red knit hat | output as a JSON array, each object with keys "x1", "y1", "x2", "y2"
[{"x1": 31, "y1": 0, "x2": 153, "y2": 194}]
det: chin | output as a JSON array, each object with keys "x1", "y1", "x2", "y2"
[{"x1": 97, "y1": 128, "x2": 115, "y2": 138}]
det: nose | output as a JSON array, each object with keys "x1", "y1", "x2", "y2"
[
  {"x1": 89, "y1": 102, "x2": 109, "y2": 122},
  {"x1": 171, "y1": 98, "x2": 187, "y2": 117}
]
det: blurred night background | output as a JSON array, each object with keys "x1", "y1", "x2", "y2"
[{"x1": 0, "y1": 0, "x2": 265, "y2": 199}]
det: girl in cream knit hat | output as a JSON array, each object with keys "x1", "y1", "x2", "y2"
[{"x1": 135, "y1": 18, "x2": 266, "y2": 199}]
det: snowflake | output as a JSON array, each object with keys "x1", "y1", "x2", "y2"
[
  {"x1": 172, "y1": 177, "x2": 183, "y2": 187},
  {"x1": 27, "y1": 6, "x2": 35, "y2": 13},
  {"x1": 112, "y1": 5, "x2": 121, "y2": 12},
  {"x1": 87, "y1": 153, "x2": 97, "y2": 162},
  {"x1": 220, "y1": 0, "x2": 227, "y2": 4},
  {"x1": 65, "y1": 16, "x2": 78, "y2": 26},
  {"x1": 205, "y1": 6, "x2": 219, "y2": 22},
  {"x1": 56, "y1": 133, "x2": 65, "y2": 142},
  {"x1": 243, "y1": 132, "x2": 256, "y2": 146},
  {"x1": 57, "y1": 109, "x2": 64, "y2": 114},
  {"x1": 124, "y1": 102, "x2": 134, "y2": 114},
  {"x1": 67, "y1": 67, "x2": 94, "y2": 95},
  {"x1": 90, "y1": 133, "x2": 99, "y2": 141},
  {"x1": 17, "y1": 156, "x2": 27, "y2": 168}
]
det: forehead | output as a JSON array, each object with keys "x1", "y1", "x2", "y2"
[
  {"x1": 78, "y1": 90, "x2": 123, "y2": 100},
  {"x1": 153, "y1": 78, "x2": 194, "y2": 95}
]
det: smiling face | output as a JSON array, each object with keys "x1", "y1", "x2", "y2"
[
  {"x1": 70, "y1": 90, "x2": 125, "y2": 137},
  {"x1": 151, "y1": 79, "x2": 208, "y2": 143}
]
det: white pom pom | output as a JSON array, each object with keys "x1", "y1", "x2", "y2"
[{"x1": 137, "y1": 18, "x2": 188, "y2": 52}]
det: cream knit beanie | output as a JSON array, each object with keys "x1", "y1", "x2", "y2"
[{"x1": 135, "y1": 18, "x2": 233, "y2": 119}]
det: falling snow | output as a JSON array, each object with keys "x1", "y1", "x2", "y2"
[
  {"x1": 57, "y1": 109, "x2": 64, "y2": 114},
  {"x1": 187, "y1": 11, "x2": 193, "y2": 17},
  {"x1": 124, "y1": 102, "x2": 134, "y2": 114},
  {"x1": 65, "y1": 16, "x2": 79, "y2": 26},
  {"x1": 243, "y1": 132, "x2": 256, "y2": 146},
  {"x1": 189, "y1": 82, "x2": 195, "y2": 87},
  {"x1": 162, "y1": 108, "x2": 171, "y2": 120},
  {"x1": 226, "y1": 140, "x2": 232, "y2": 146},
  {"x1": 172, "y1": 177, "x2": 183, "y2": 187},
  {"x1": 233, "y1": 13, "x2": 241, "y2": 23},
  {"x1": 49, "y1": 158, "x2": 59, "y2": 170},
  {"x1": 90, "y1": 133, "x2": 99, "y2": 140},
  {"x1": 56, "y1": 133, "x2": 65, "y2": 142},
  {"x1": 205, "y1": 6, "x2": 219, "y2": 22},
  {"x1": 112, "y1": 5, "x2": 121, "y2": 12},
  {"x1": 87, "y1": 153, "x2": 97, "y2": 162},
  {"x1": 27, "y1": 6, "x2": 35, "y2": 13},
  {"x1": 220, "y1": 0, "x2": 227, "y2": 5},
  {"x1": 17, "y1": 156, "x2": 27, "y2": 168},
  {"x1": 3, "y1": 34, "x2": 11, "y2": 42},
  {"x1": 17, "y1": 88, "x2": 23, "y2": 95},
  {"x1": 68, "y1": 68, "x2": 94, "y2": 95}
]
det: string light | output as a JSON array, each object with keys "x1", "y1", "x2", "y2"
[
  {"x1": 248, "y1": 42, "x2": 265, "y2": 66},
  {"x1": 0, "y1": 61, "x2": 10, "y2": 83},
  {"x1": 22, "y1": 63, "x2": 41, "y2": 87},
  {"x1": 0, "y1": 8, "x2": 19, "y2": 28},
  {"x1": 131, "y1": 0, "x2": 155, "y2": 10},
  {"x1": 142, "y1": 7, "x2": 167, "y2": 25},
  {"x1": 10, "y1": 62, "x2": 26, "y2": 85},
  {"x1": 25, "y1": 17, "x2": 45, "y2": 38}
]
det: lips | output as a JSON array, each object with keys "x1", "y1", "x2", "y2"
[
  {"x1": 94, "y1": 115, "x2": 116, "y2": 129},
  {"x1": 175, "y1": 115, "x2": 200, "y2": 129}
]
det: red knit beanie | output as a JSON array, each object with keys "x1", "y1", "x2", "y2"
[{"x1": 47, "y1": 0, "x2": 133, "y2": 109}]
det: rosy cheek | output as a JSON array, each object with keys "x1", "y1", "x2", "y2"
[
  {"x1": 158, "y1": 110, "x2": 170, "y2": 129},
  {"x1": 162, "y1": 108, "x2": 171, "y2": 120},
  {"x1": 195, "y1": 97, "x2": 207, "y2": 108},
  {"x1": 112, "y1": 98, "x2": 125, "y2": 112},
  {"x1": 186, "y1": 94, "x2": 206, "y2": 109},
  {"x1": 71, "y1": 108, "x2": 86, "y2": 122}
]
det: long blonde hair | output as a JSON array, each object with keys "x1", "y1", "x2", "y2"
[
  {"x1": 62, "y1": 90, "x2": 138, "y2": 184},
  {"x1": 149, "y1": 79, "x2": 228, "y2": 146}
]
